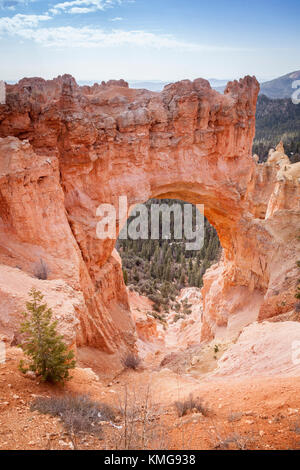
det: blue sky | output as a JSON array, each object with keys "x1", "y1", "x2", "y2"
[{"x1": 0, "y1": 0, "x2": 299, "y2": 82}]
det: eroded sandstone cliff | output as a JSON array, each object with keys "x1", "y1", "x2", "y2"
[{"x1": 0, "y1": 75, "x2": 299, "y2": 352}]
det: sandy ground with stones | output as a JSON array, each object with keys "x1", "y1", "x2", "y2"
[{"x1": 1, "y1": 290, "x2": 300, "y2": 451}]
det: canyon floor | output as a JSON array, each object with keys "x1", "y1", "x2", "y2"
[{"x1": 1, "y1": 288, "x2": 300, "y2": 451}]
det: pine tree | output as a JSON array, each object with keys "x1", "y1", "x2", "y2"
[
  {"x1": 123, "y1": 268, "x2": 128, "y2": 285},
  {"x1": 196, "y1": 273, "x2": 203, "y2": 288},
  {"x1": 180, "y1": 253, "x2": 186, "y2": 268},
  {"x1": 180, "y1": 271, "x2": 185, "y2": 286},
  {"x1": 19, "y1": 288, "x2": 76, "y2": 383},
  {"x1": 164, "y1": 263, "x2": 171, "y2": 281}
]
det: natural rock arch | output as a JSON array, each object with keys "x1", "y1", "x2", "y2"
[{"x1": 0, "y1": 75, "x2": 299, "y2": 355}]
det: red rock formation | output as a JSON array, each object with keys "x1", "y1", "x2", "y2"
[
  {"x1": 0, "y1": 74, "x2": 299, "y2": 350},
  {"x1": 214, "y1": 321, "x2": 300, "y2": 377},
  {"x1": 0, "y1": 264, "x2": 82, "y2": 348},
  {"x1": 0, "y1": 135, "x2": 135, "y2": 354}
]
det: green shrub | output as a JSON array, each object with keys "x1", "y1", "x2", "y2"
[{"x1": 19, "y1": 288, "x2": 76, "y2": 383}]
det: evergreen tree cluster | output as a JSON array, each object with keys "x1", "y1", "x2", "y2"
[
  {"x1": 253, "y1": 95, "x2": 300, "y2": 163},
  {"x1": 117, "y1": 199, "x2": 221, "y2": 312}
]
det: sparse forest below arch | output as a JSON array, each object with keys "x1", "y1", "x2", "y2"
[{"x1": 117, "y1": 199, "x2": 221, "y2": 313}]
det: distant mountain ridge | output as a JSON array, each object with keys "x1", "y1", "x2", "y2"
[
  {"x1": 129, "y1": 78, "x2": 230, "y2": 92},
  {"x1": 9, "y1": 71, "x2": 300, "y2": 98},
  {"x1": 259, "y1": 70, "x2": 300, "y2": 99},
  {"x1": 131, "y1": 72, "x2": 300, "y2": 98},
  {"x1": 77, "y1": 78, "x2": 231, "y2": 92},
  {"x1": 129, "y1": 80, "x2": 171, "y2": 91},
  {"x1": 210, "y1": 71, "x2": 300, "y2": 98}
]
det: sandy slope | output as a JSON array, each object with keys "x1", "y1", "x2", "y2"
[
  {"x1": 0, "y1": 347, "x2": 300, "y2": 450},
  {"x1": 2, "y1": 300, "x2": 300, "y2": 451},
  {"x1": 1, "y1": 289, "x2": 299, "y2": 450}
]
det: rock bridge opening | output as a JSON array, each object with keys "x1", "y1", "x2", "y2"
[{"x1": 116, "y1": 197, "x2": 221, "y2": 320}]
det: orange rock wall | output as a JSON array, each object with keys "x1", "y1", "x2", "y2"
[{"x1": 0, "y1": 74, "x2": 299, "y2": 349}]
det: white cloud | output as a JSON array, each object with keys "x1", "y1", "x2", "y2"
[
  {"x1": 0, "y1": 13, "x2": 247, "y2": 52},
  {"x1": 68, "y1": 7, "x2": 92, "y2": 13},
  {"x1": 110, "y1": 16, "x2": 123, "y2": 21},
  {"x1": 0, "y1": 13, "x2": 50, "y2": 34},
  {"x1": 0, "y1": 25, "x2": 212, "y2": 49},
  {"x1": 49, "y1": 0, "x2": 122, "y2": 15}
]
